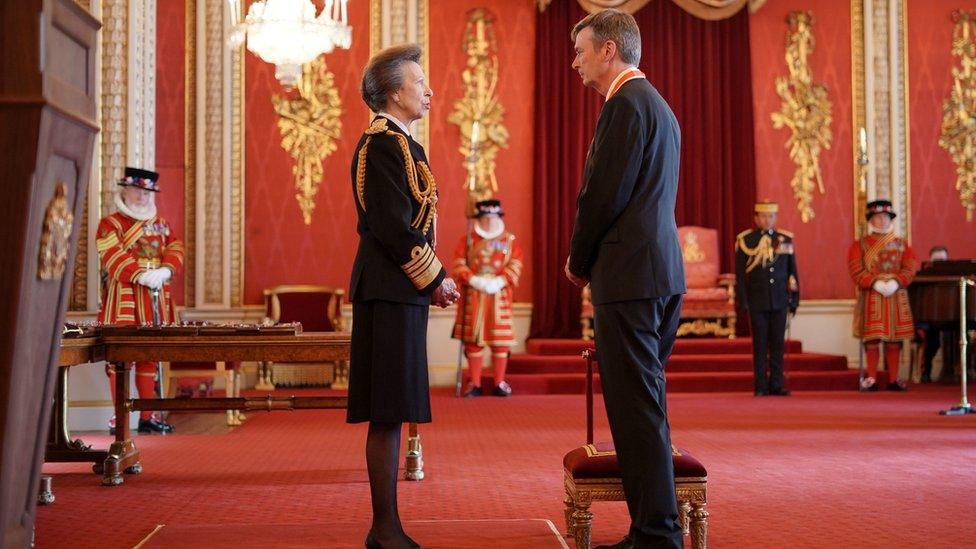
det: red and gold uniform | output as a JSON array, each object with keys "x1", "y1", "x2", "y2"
[
  {"x1": 451, "y1": 200, "x2": 523, "y2": 396},
  {"x1": 96, "y1": 212, "x2": 184, "y2": 326},
  {"x1": 97, "y1": 167, "x2": 184, "y2": 427},
  {"x1": 847, "y1": 200, "x2": 916, "y2": 390}
]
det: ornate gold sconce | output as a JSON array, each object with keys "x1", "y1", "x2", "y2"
[
  {"x1": 448, "y1": 8, "x2": 509, "y2": 216},
  {"x1": 939, "y1": 10, "x2": 976, "y2": 222},
  {"x1": 272, "y1": 56, "x2": 342, "y2": 225},
  {"x1": 771, "y1": 11, "x2": 833, "y2": 223}
]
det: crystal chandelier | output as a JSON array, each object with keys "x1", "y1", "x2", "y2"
[{"x1": 228, "y1": 0, "x2": 352, "y2": 88}]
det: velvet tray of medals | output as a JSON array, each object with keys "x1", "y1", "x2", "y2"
[{"x1": 98, "y1": 321, "x2": 303, "y2": 337}]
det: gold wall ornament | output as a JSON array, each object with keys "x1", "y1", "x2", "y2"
[
  {"x1": 771, "y1": 11, "x2": 833, "y2": 223},
  {"x1": 272, "y1": 55, "x2": 343, "y2": 225},
  {"x1": 448, "y1": 8, "x2": 509, "y2": 216},
  {"x1": 39, "y1": 184, "x2": 74, "y2": 281},
  {"x1": 939, "y1": 10, "x2": 976, "y2": 222}
]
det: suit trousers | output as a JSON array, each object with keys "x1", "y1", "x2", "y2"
[
  {"x1": 593, "y1": 295, "x2": 684, "y2": 549},
  {"x1": 749, "y1": 308, "x2": 788, "y2": 394}
]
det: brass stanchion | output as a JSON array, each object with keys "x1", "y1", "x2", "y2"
[{"x1": 940, "y1": 277, "x2": 975, "y2": 415}]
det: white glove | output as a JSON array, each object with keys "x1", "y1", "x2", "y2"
[
  {"x1": 478, "y1": 275, "x2": 500, "y2": 295},
  {"x1": 136, "y1": 271, "x2": 154, "y2": 288},
  {"x1": 469, "y1": 275, "x2": 489, "y2": 293},
  {"x1": 487, "y1": 276, "x2": 507, "y2": 294},
  {"x1": 142, "y1": 268, "x2": 172, "y2": 290},
  {"x1": 882, "y1": 279, "x2": 899, "y2": 297},
  {"x1": 872, "y1": 279, "x2": 898, "y2": 298}
]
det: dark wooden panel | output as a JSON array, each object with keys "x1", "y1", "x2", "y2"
[{"x1": 0, "y1": 1, "x2": 98, "y2": 546}]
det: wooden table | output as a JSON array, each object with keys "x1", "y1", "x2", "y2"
[{"x1": 51, "y1": 332, "x2": 350, "y2": 486}]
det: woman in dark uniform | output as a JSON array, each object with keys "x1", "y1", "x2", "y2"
[{"x1": 348, "y1": 44, "x2": 459, "y2": 549}]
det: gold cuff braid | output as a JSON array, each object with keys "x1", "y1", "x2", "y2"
[{"x1": 402, "y1": 243, "x2": 443, "y2": 290}]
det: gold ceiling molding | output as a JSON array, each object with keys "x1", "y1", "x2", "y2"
[
  {"x1": 272, "y1": 57, "x2": 343, "y2": 226},
  {"x1": 771, "y1": 11, "x2": 833, "y2": 223},
  {"x1": 448, "y1": 8, "x2": 509, "y2": 216},
  {"x1": 939, "y1": 10, "x2": 976, "y2": 222}
]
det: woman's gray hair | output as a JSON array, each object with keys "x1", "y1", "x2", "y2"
[
  {"x1": 571, "y1": 9, "x2": 641, "y2": 66},
  {"x1": 361, "y1": 43, "x2": 423, "y2": 113}
]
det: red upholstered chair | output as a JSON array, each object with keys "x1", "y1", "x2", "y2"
[
  {"x1": 563, "y1": 350, "x2": 708, "y2": 549},
  {"x1": 677, "y1": 226, "x2": 736, "y2": 338},
  {"x1": 258, "y1": 285, "x2": 346, "y2": 389}
]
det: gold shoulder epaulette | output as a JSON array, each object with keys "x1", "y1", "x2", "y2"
[
  {"x1": 736, "y1": 229, "x2": 752, "y2": 241},
  {"x1": 365, "y1": 117, "x2": 388, "y2": 135},
  {"x1": 778, "y1": 229, "x2": 794, "y2": 238}
]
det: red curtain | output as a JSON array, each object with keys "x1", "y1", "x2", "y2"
[{"x1": 530, "y1": 0, "x2": 757, "y2": 339}]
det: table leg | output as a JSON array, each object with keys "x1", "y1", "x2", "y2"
[
  {"x1": 102, "y1": 362, "x2": 141, "y2": 486},
  {"x1": 45, "y1": 366, "x2": 109, "y2": 468}
]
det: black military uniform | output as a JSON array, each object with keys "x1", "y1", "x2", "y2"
[
  {"x1": 735, "y1": 201, "x2": 800, "y2": 396},
  {"x1": 347, "y1": 116, "x2": 445, "y2": 424}
]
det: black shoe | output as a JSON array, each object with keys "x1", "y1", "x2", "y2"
[
  {"x1": 492, "y1": 381, "x2": 512, "y2": 397},
  {"x1": 364, "y1": 532, "x2": 420, "y2": 549},
  {"x1": 137, "y1": 418, "x2": 174, "y2": 434},
  {"x1": 921, "y1": 372, "x2": 932, "y2": 383},
  {"x1": 463, "y1": 384, "x2": 482, "y2": 398},
  {"x1": 887, "y1": 381, "x2": 908, "y2": 392},
  {"x1": 108, "y1": 426, "x2": 116, "y2": 436},
  {"x1": 754, "y1": 389, "x2": 767, "y2": 396},
  {"x1": 860, "y1": 377, "x2": 879, "y2": 392},
  {"x1": 594, "y1": 538, "x2": 633, "y2": 549},
  {"x1": 769, "y1": 389, "x2": 792, "y2": 396}
]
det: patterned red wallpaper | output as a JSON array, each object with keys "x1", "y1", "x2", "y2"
[
  {"x1": 242, "y1": 0, "x2": 537, "y2": 305},
  {"x1": 155, "y1": 0, "x2": 186, "y2": 306},
  {"x1": 750, "y1": 0, "x2": 855, "y2": 300},
  {"x1": 427, "y1": 0, "x2": 536, "y2": 304},
  {"x1": 908, "y1": 2, "x2": 976, "y2": 261}
]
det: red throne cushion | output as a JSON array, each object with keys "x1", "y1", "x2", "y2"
[{"x1": 563, "y1": 441, "x2": 707, "y2": 479}]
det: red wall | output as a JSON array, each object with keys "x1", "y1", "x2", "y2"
[
  {"x1": 243, "y1": 0, "x2": 536, "y2": 304},
  {"x1": 750, "y1": 1, "x2": 855, "y2": 299},
  {"x1": 155, "y1": 0, "x2": 186, "y2": 305},
  {"x1": 427, "y1": 0, "x2": 536, "y2": 303},
  {"x1": 908, "y1": 3, "x2": 976, "y2": 260}
]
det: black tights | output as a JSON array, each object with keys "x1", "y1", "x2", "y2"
[{"x1": 366, "y1": 422, "x2": 418, "y2": 549}]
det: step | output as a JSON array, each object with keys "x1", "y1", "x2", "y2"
[
  {"x1": 507, "y1": 352, "x2": 848, "y2": 375},
  {"x1": 505, "y1": 369, "x2": 861, "y2": 395},
  {"x1": 525, "y1": 338, "x2": 803, "y2": 356}
]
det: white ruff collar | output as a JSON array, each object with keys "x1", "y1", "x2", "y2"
[
  {"x1": 867, "y1": 224, "x2": 894, "y2": 235},
  {"x1": 475, "y1": 220, "x2": 505, "y2": 240},
  {"x1": 115, "y1": 193, "x2": 157, "y2": 221}
]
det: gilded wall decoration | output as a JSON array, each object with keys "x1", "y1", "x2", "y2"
[
  {"x1": 448, "y1": 8, "x2": 509, "y2": 216},
  {"x1": 939, "y1": 10, "x2": 976, "y2": 221},
  {"x1": 272, "y1": 56, "x2": 343, "y2": 225},
  {"x1": 771, "y1": 11, "x2": 833, "y2": 223},
  {"x1": 38, "y1": 184, "x2": 74, "y2": 281}
]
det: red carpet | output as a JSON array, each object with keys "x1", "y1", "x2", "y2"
[
  {"x1": 508, "y1": 338, "x2": 856, "y2": 394},
  {"x1": 38, "y1": 384, "x2": 976, "y2": 548},
  {"x1": 138, "y1": 519, "x2": 567, "y2": 548}
]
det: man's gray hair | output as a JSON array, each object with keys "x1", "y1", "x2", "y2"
[
  {"x1": 572, "y1": 9, "x2": 641, "y2": 66},
  {"x1": 361, "y1": 43, "x2": 423, "y2": 113}
]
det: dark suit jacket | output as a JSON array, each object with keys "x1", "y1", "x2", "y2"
[
  {"x1": 734, "y1": 228, "x2": 800, "y2": 312},
  {"x1": 349, "y1": 116, "x2": 445, "y2": 306},
  {"x1": 569, "y1": 78, "x2": 685, "y2": 305}
]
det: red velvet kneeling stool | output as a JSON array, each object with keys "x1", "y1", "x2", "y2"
[{"x1": 563, "y1": 350, "x2": 709, "y2": 549}]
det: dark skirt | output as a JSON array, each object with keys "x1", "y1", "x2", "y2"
[{"x1": 346, "y1": 300, "x2": 432, "y2": 424}]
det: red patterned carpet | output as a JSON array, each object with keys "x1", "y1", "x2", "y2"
[{"x1": 38, "y1": 384, "x2": 975, "y2": 548}]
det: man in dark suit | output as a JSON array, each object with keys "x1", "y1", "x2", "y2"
[
  {"x1": 565, "y1": 9, "x2": 685, "y2": 549},
  {"x1": 735, "y1": 200, "x2": 800, "y2": 397}
]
